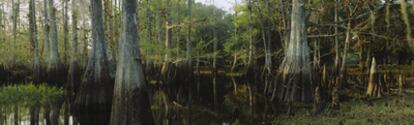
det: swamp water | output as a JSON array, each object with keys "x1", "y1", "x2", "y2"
[{"x1": 0, "y1": 75, "x2": 271, "y2": 125}]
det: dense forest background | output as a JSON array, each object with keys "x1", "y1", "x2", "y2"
[{"x1": 0, "y1": 0, "x2": 413, "y2": 125}]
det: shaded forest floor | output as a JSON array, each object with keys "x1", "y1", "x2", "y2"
[{"x1": 273, "y1": 77, "x2": 414, "y2": 125}]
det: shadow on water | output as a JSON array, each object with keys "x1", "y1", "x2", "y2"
[{"x1": 149, "y1": 72, "x2": 272, "y2": 125}]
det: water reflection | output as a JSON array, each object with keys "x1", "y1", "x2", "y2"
[{"x1": 0, "y1": 75, "x2": 268, "y2": 125}]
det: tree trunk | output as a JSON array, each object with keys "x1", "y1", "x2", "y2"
[
  {"x1": 74, "y1": 0, "x2": 113, "y2": 124},
  {"x1": 47, "y1": 0, "x2": 61, "y2": 85},
  {"x1": 67, "y1": 0, "x2": 80, "y2": 123},
  {"x1": 277, "y1": 0, "x2": 312, "y2": 104},
  {"x1": 186, "y1": 0, "x2": 193, "y2": 69},
  {"x1": 63, "y1": 0, "x2": 69, "y2": 64},
  {"x1": 332, "y1": 2, "x2": 340, "y2": 109},
  {"x1": 246, "y1": 0, "x2": 255, "y2": 73},
  {"x1": 68, "y1": 0, "x2": 80, "y2": 98},
  {"x1": 161, "y1": 2, "x2": 173, "y2": 80},
  {"x1": 339, "y1": 21, "x2": 351, "y2": 81},
  {"x1": 366, "y1": 58, "x2": 379, "y2": 97},
  {"x1": 12, "y1": 0, "x2": 20, "y2": 44},
  {"x1": 400, "y1": 0, "x2": 414, "y2": 49},
  {"x1": 110, "y1": 0, "x2": 154, "y2": 124},
  {"x1": 145, "y1": 0, "x2": 154, "y2": 71},
  {"x1": 158, "y1": 2, "x2": 163, "y2": 66},
  {"x1": 0, "y1": 4, "x2": 3, "y2": 42},
  {"x1": 264, "y1": 0, "x2": 273, "y2": 73},
  {"x1": 29, "y1": 0, "x2": 40, "y2": 124},
  {"x1": 29, "y1": 0, "x2": 40, "y2": 84},
  {"x1": 43, "y1": 0, "x2": 49, "y2": 60}
]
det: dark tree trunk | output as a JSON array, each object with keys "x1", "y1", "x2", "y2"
[
  {"x1": 29, "y1": 0, "x2": 40, "y2": 124},
  {"x1": 67, "y1": 0, "x2": 80, "y2": 124},
  {"x1": 110, "y1": 0, "x2": 154, "y2": 124},
  {"x1": 44, "y1": 105, "x2": 51, "y2": 125},
  {"x1": 29, "y1": 0, "x2": 40, "y2": 84},
  {"x1": 74, "y1": 0, "x2": 113, "y2": 124},
  {"x1": 47, "y1": 0, "x2": 62, "y2": 85},
  {"x1": 63, "y1": 0, "x2": 69, "y2": 64},
  {"x1": 43, "y1": 0, "x2": 49, "y2": 60},
  {"x1": 68, "y1": 0, "x2": 80, "y2": 101}
]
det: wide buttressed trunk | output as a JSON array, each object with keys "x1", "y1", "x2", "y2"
[
  {"x1": 278, "y1": 0, "x2": 313, "y2": 103},
  {"x1": 74, "y1": 0, "x2": 113, "y2": 124},
  {"x1": 110, "y1": 0, "x2": 153, "y2": 124},
  {"x1": 47, "y1": 0, "x2": 62, "y2": 85}
]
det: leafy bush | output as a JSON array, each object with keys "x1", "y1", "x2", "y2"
[{"x1": 0, "y1": 83, "x2": 65, "y2": 106}]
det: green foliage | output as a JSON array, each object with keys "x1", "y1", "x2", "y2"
[
  {"x1": 0, "y1": 83, "x2": 65, "y2": 106},
  {"x1": 137, "y1": 1, "x2": 234, "y2": 64},
  {"x1": 0, "y1": 33, "x2": 32, "y2": 68}
]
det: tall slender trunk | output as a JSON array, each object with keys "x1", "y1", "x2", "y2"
[
  {"x1": 247, "y1": 0, "x2": 255, "y2": 72},
  {"x1": 0, "y1": 4, "x2": 3, "y2": 42},
  {"x1": 110, "y1": 0, "x2": 154, "y2": 124},
  {"x1": 332, "y1": 0, "x2": 340, "y2": 109},
  {"x1": 340, "y1": 22, "x2": 351, "y2": 75},
  {"x1": 186, "y1": 0, "x2": 193, "y2": 123},
  {"x1": 156, "y1": 2, "x2": 163, "y2": 66},
  {"x1": 231, "y1": 0, "x2": 238, "y2": 72},
  {"x1": 63, "y1": 0, "x2": 69, "y2": 64},
  {"x1": 29, "y1": 0, "x2": 40, "y2": 84},
  {"x1": 332, "y1": 0, "x2": 341, "y2": 109},
  {"x1": 264, "y1": 0, "x2": 273, "y2": 73},
  {"x1": 67, "y1": 0, "x2": 80, "y2": 124},
  {"x1": 145, "y1": 0, "x2": 154, "y2": 70},
  {"x1": 12, "y1": 0, "x2": 20, "y2": 44},
  {"x1": 68, "y1": 0, "x2": 80, "y2": 99},
  {"x1": 161, "y1": 1, "x2": 173, "y2": 79},
  {"x1": 400, "y1": 0, "x2": 414, "y2": 49},
  {"x1": 334, "y1": 0, "x2": 340, "y2": 68},
  {"x1": 212, "y1": 0, "x2": 218, "y2": 108},
  {"x1": 29, "y1": 8, "x2": 40, "y2": 125},
  {"x1": 186, "y1": 0, "x2": 193, "y2": 69},
  {"x1": 43, "y1": 0, "x2": 50, "y2": 60}
]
